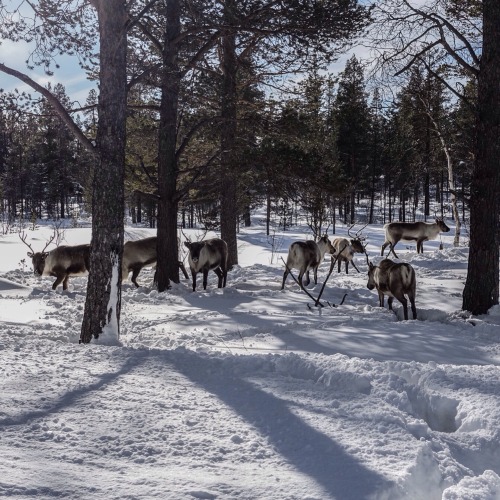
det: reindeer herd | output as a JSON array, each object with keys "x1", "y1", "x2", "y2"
[{"x1": 20, "y1": 217, "x2": 450, "y2": 321}]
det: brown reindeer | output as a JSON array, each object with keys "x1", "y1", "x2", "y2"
[
  {"x1": 122, "y1": 237, "x2": 157, "y2": 287},
  {"x1": 281, "y1": 235, "x2": 336, "y2": 290},
  {"x1": 381, "y1": 218, "x2": 450, "y2": 259},
  {"x1": 122, "y1": 236, "x2": 189, "y2": 287},
  {"x1": 331, "y1": 224, "x2": 367, "y2": 274},
  {"x1": 21, "y1": 232, "x2": 90, "y2": 290},
  {"x1": 367, "y1": 258, "x2": 417, "y2": 320},
  {"x1": 184, "y1": 238, "x2": 228, "y2": 291}
]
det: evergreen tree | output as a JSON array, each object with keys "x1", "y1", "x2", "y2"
[{"x1": 331, "y1": 56, "x2": 371, "y2": 224}]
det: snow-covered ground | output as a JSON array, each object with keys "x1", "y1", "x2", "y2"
[{"x1": 1, "y1": 214, "x2": 499, "y2": 500}]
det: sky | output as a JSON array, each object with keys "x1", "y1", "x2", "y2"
[
  {"x1": 1, "y1": 37, "x2": 96, "y2": 105},
  {"x1": 1, "y1": 210, "x2": 500, "y2": 499},
  {"x1": 0, "y1": 0, "x2": 374, "y2": 106}
]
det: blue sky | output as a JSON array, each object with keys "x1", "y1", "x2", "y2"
[
  {"x1": 1, "y1": 38, "x2": 96, "y2": 105},
  {"x1": 1, "y1": 20, "x2": 373, "y2": 110}
]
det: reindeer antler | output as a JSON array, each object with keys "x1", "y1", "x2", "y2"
[
  {"x1": 41, "y1": 230, "x2": 56, "y2": 253},
  {"x1": 348, "y1": 222, "x2": 368, "y2": 241},
  {"x1": 180, "y1": 227, "x2": 191, "y2": 243},
  {"x1": 199, "y1": 227, "x2": 209, "y2": 242},
  {"x1": 19, "y1": 231, "x2": 35, "y2": 254}
]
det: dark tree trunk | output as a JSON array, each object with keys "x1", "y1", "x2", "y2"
[
  {"x1": 266, "y1": 190, "x2": 271, "y2": 236},
  {"x1": 463, "y1": 0, "x2": 500, "y2": 314},
  {"x1": 60, "y1": 191, "x2": 65, "y2": 219},
  {"x1": 136, "y1": 192, "x2": 142, "y2": 223},
  {"x1": 369, "y1": 174, "x2": 375, "y2": 224},
  {"x1": 156, "y1": 0, "x2": 181, "y2": 292},
  {"x1": 80, "y1": 0, "x2": 127, "y2": 343},
  {"x1": 424, "y1": 112, "x2": 431, "y2": 217},
  {"x1": 220, "y1": 1, "x2": 239, "y2": 268},
  {"x1": 243, "y1": 205, "x2": 251, "y2": 227}
]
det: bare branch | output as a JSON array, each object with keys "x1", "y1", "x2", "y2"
[{"x1": 0, "y1": 63, "x2": 96, "y2": 156}]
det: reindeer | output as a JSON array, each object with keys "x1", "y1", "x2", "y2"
[
  {"x1": 281, "y1": 235, "x2": 336, "y2": 290},
  {"x1": 21, "y1": 232, "x2": 90, "y2": 290},
  {"x1": 331, "y1": 224, "x2": 367, "y2": 274},
  {"x1": 122, "y1": 237, "x2": 157, "y2": 287},
  {"x1": 184, "y1": 238, "x2": 228, "y2": 291},
  {"x1": 367, "y1": 258, "x2": 417, "y2": 320},
  {"x1": 381, "y1": 218, "x2": 450, "y2": 259},
  {"x1": 122, "y1": 236, "x2": 190, "y2": 287}
]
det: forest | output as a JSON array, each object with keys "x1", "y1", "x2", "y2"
[{"x1": 0, "y1": 0, "x2": 498, "y2": 341}]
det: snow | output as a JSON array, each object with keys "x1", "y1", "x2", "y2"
[{"x1": 1, "y1": 215, "x2": 500, "y2": 500}]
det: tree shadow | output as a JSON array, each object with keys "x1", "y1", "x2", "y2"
[
  {"x1": 171, "y1": 351, "x2": 392, "y2": 500},
  {"x1": 0, "y1": 355, "x2": 141, "y2": 427}
]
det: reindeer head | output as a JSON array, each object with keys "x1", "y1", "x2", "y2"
[
  {"x1": 184, "y1": 241, "x2": 205, "y2": 264},
  {"x1": 348, "y1": 223, "x2": 369, "y2": 255},
  {"x1": 318, "y1": 235, "x2": 336, "y2": 255},
  {"x1": 366, "y1": 262, "x2": 376, "y2": 290},
  {"x1": 435, "y1": 218, "x2": 450, "y2": 233},
  {"x1": 20, "y1": 231, "x2": 55, "y2": 276}
]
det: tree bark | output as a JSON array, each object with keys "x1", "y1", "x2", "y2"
[
  {"x1": 80, "y1": 0, "x2": 127, "y2": 343},
  {"x1": 156, "y1": 0, "x2": 181, "y2": 292},
  {"x1": 463, "y1": 0, "x2": 500, "y2": 314},
  {"x1": 220, "y1": 0, "x2": 239, "y2": 269}
]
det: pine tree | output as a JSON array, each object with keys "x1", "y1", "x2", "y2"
[{"x1": 331, "y1": 56, "x2": 371, "y2": 224}]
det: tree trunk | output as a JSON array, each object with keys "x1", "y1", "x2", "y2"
[
  {"x1": 80, "y1": 0, "x2": 127, "y2": 343},
  {"x1": 266, "y1": 190, "x2": 271, "y2": 236},
  {"x1": 136, "y1": 192, "x2": 142, "y2": 223},
  {"x1": 463, "y1": 0, "x2": 500, "y2": 315},
  {"x1": 156, "y1": 0, "x2": 181, "y2": 292},
  {"x1": 220, "y1": 1, "x2": 238, "y2": 268}
]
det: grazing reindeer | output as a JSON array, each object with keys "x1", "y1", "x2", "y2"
[
  {"x1": 122, "y1": 236, "x2": 190, "y2": 287},
  {"x1": 184, "y1": 238, "x2": 228, "y2": 291},
  {"x1": 331, "y1": 224, "x2": 367, "y2": 274},
  {"x1": 381, "y1": 218, "x2": 450, "y2": 259},
  {"x1": 21, "y1": 232, "x2": 90, "y2": 290},
  {"x1": 122, "y1": 237, "x2": 157, "y2": 287},
  {"x1": 281, "y1": 235, "x2": 336, "y2": 290},
  {"x1": 367, "y1": 258, "x2": 417, "y2": 320}
]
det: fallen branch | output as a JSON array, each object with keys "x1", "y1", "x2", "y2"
[
  {"x1": 280, "y1": 257, "x2": 325, "y2": 307},
  {"x1": 315, "y1": 249, "x2": 347, "y2": 307},
  {"x1": 280, "y1": 248, "x2": 348, "y2": 309}
]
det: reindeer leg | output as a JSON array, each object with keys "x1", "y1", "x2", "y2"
[
  {"x1": 388, "y1": 244, "x2": 399, "y2": 259},
  {"x1": 131, "y1": 267, "x2": 141, "y2": 287},
  {"x1": 401, "y1": 298, "x2": 409, "y2": 320},
  {"x1": 416, "y1": 238, "x2": 425, "y2": 253},
  {"x1": 52, "y1": 274, "x2": 66, "y2": 290},
  {"x1": 214, "y1": 267, "x2": 223, "y2": 288},
  {"x1": 410, "y1": 295, "x2": 417, "y2": 319},
  {"x1": 345, "y1": 262, "x2": 349, "y2": 274},
  {"x1": 337, "y1": 259, "x2": 341, "y2": 273},
  {"x1": 303, "y1": 269, "x2": 310, "y2": 287},
  {"x1": 378, "y1": 290, "x2": 385, "y2": 308},
  {"x1": 393, "y1": 293, "x2": 408, "y2": 320},
  {"x1": 190, "y1": 269, "x2": 197, "y2": 291},
  {"x1": 202, "y1": 269, "x2": 209, "y2": 290},
  {"x1": 281, "y1": 269, "x2": 289, "y2": 290},
  {"x1": 381, "y1": 241, "x2": 389, "y2": 256},
  {"x1": 387, "y1": 296, "x2": 394, "y2": 310},
  {"x1": 297, "y1": 270, "x2": 307, "y2": 289},
  {"x1": 351, "y1": 261, "x2": 360, "y2": 273}
]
